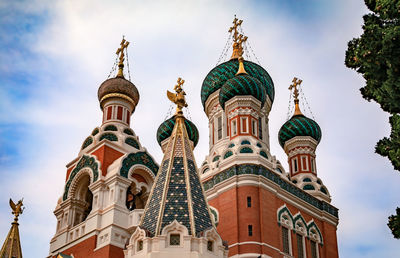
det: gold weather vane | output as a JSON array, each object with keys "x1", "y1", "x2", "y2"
[
  {"x1": 9, "y1": 198, "x2": 24, "y2": 222},
  {"x1": 289, "y1": 77, "x2": 303, "y2": 116},
  {"x1": 167, "y1": 77, "x2": 188, "y2": 116},
  {"x1": 116, "y1": 37, "x2": 130, "y2": 77}
]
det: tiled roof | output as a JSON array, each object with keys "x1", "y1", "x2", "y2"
[{"x1": 140, "y1": 115, "x2": 213, "y2": 236}]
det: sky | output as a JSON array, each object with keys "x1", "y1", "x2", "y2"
[{"x1": 0, "y1": 0, "x2": 399, "y2": 257}]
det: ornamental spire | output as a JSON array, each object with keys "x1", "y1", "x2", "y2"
[
  {"x1": 139, "y1": 81, "x2": 215, "y2": 237},
  {"x1": 0, "y1": 199, "x2": 24, "y2": 258},
  {"x1": 116, "y1": 36, "x2": 130, "y2": 78},
  {"x1": 289, "y1": 77, "x2": 303, "y2": 116},
  {"x1": 167, "y1": 77, "x2": 188, "y2": 116},
  {"x1": 229, "y1": 16, "x2": 248, "y2": 60}
]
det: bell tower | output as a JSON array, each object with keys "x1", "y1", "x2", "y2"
[{"x1": 49, "y1": 38, "x2": 159, "y2": 258}]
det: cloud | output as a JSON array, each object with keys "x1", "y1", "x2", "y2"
[{"x1": 1, "y1": 1, "x2": 399, "y2": 257}]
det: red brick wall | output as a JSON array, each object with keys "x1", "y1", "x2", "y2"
[
  {"x1": 91, "y1": 145, "x2": 124, "y2": 176},
  {"x1": 209, "y1": 184, "x2": 338, "y2": 258},
  {"x1": 54, "y1": 235, "x2": 124, "y2": 258}
]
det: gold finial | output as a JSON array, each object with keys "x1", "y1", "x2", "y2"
[
  {"x1": 229, "y1": 16, "x2": 248, "y2": 60},
  {"x1": 116, "y1": 36, "x2": 130, "y2": 78},
  {"x1": 289, "y1": 77, "x2": 303, "y2": 116},
  {"x1": 167, "y1": 77, "x2": 188, "y2": 116},
  {"x1": 9, "y1": 198, "x2": 24, "y2": 222}
]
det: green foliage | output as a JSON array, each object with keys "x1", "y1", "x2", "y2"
[
  {"x1": 345, "y1": 0, "x2": 400, "y2": 113},
  {"x1": 346, "y1": 0, "x2": 400, "y2": 240},
  {"x1": 387, "y1": 207, "x2": 400, "y2": 239},
  {"x1": 376, "y1": 114, "x2": 400, "y2": 170},
  {"x1": 345, "y1": 0, "x2": 400, "y2": 172}
]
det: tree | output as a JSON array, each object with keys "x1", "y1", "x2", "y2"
[
  {"x1": 388, "y1": 207, "x2": 400, "y2": 239},
  {"x1": 345, "y1": 0, "x2": 400, "y2": 239}
]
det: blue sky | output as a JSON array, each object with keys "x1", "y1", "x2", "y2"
[{"x1": 0, "y1": 0, "x2": 399, "y2": 257}]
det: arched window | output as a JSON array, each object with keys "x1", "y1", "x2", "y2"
[
  {"x1": 72, "y1": 174, "x2": 93, "y2": 226},
  {"x1": 126, "y1": 184, "x2": 146, "y2": 211}
]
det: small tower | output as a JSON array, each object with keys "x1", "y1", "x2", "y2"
[
  {"x1": 200, "y1": 18, "x2": 339, "y2": 258},
  {"x1": 125, "y1": 78, "x2": 227, "y2": 258},
  {"x1": 0, "y1": 199, "x2": 24, "y2": 258},
  {"x1": 278, "y1": 78, "x2": 330, "y2": 202},
  {"x1": 49, "y1": 38, "x2": 158, "y2": 257}
]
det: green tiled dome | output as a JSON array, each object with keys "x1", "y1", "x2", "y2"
[
  {"x1": 278, "y1": 115, "x2": 322, "y2": 148},
  {"x1": 201, "y1": 59, "x2": 274, "y2": 108},
  {"x1": 219, "y1": 74, "x2": 266, "y2": 109},
  {"x1": 156, "y1": 116, "x2": 199, "y2": 147}
]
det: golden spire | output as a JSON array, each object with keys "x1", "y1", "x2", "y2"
[
  {"x1": 116, "y1": 37, "x2": 130, "y2": 78},
  {"x1": 289, "y1": 77, "x2": 303, "y2": 116},
  {"x1": 0, "y1": 199, "x2": 24, "y2": 258},
  {"x1": 167, "y1": 77, "x2": 188, "y2": 116}
]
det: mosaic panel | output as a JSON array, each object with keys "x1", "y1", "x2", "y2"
[
  {"x1": 187, "y1": 159, "x2": 213, "y2": 235},
  {"x1": 125, "y1": 137, "x2": 140, "y2": 149},
  {"x1": 123, "y1": 128, "x2": 134, "y2": 135},
  {"x1": 81, "y1": 136, "x2": 93, "y2": 150},
  {"x1": 160, "y1": 157, "x2": 191, "y2": 235},
  {"x1": 140, "y1": 159, "x2": 170, "y2": 236},
  {"x1": 63, "y1": 155, "x2": 99, "y2": 200},
  {"x1": 120, "y1": 151, "x2": 159, "y2": 177}
]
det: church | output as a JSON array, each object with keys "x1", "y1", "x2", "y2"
[{"x1": 43, "y1": 18, "x2": 339, "y2": 258}]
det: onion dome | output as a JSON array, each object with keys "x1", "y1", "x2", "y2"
[
  {"x1": 278, "y1": 114, "x2": 322, "y2": 148},
  {"x1": 98, "y1": 76, "x2": 140, "y2": 110},
  {"x1": 201, "y1": 59, "x2": 274, "y2": 108},
  {"x1": 279, "y1": 77, "x2": 322, "y2": 148},
  {"x1": 219, "y1": 74, "x2": 266, "y2": 109},
  {"x1": 156, "y1": 115, "x2": 199, "y2": 147}
]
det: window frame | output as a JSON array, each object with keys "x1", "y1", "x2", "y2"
[
  {"x1": 292, "y1": 157, "x2": 299, "y2": 173},
  {"x1": 217, "y1": 115, "x2": 223, "y2": 140},
  {"x1": 251, "y1": 118, "x2": 257, "y2": 137},
  {"x1": 247, "y1": 196, "x2": 252, "y2": 208},
  {"x1": 296, "y1": 233, "x2": 306, "y2": 258},
  {"x1": 281, "y1": 226, "x2": 292, "y2": 255},
  {"x1": 169, "y1": 233, "x2": 181, "y2": 246},
  {"x1": 231, "y1": 118, "x2": 238, "y2": 136},
  {"x1": 301, "y1": 155, "x2": 309, "y2": 171},
  {"x1": 241, "y1": 117, "x2": 249, "y2": 133},
  {"x1": 248, "y1": 224, "x2": 253, "y2": 236},
  {"x1": 310, "y1": 239, "x2": 319, "y2": 258}
]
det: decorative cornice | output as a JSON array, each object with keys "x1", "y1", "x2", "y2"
[{"x1": 202, "y1": 164, "x2": 338, "y2": 218}]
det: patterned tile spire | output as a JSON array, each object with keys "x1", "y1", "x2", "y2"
[
  {"x1": 139, "y1": 78, "x2": 214, "y2": 236},
  {"x1": 0, "y1": 199, "x2": 24, "y2": 258}
]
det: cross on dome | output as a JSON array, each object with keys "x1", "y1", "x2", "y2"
[
  {"x1": 116, "y1": 36, "x2": 130, "y2": 77},
  {"x1": 289, "y1": 77, "x2": 304, "y2": 116},
  {"x1": 230, "y1": 16, "x2": 248, "y2": 60}
]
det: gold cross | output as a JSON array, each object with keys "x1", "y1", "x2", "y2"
[
  {"x1": 116, "y1": 37, "x2": 130, "y2": 66},
  {"x1": 229, "y1": 16, "x2": 243, "y2": 43},
  {"x1": 289, "y1": 77, "x2": 303, "y2": 101},
  {"x1": 174, "y1": 77, "x2": 185, "y2": 92}
]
